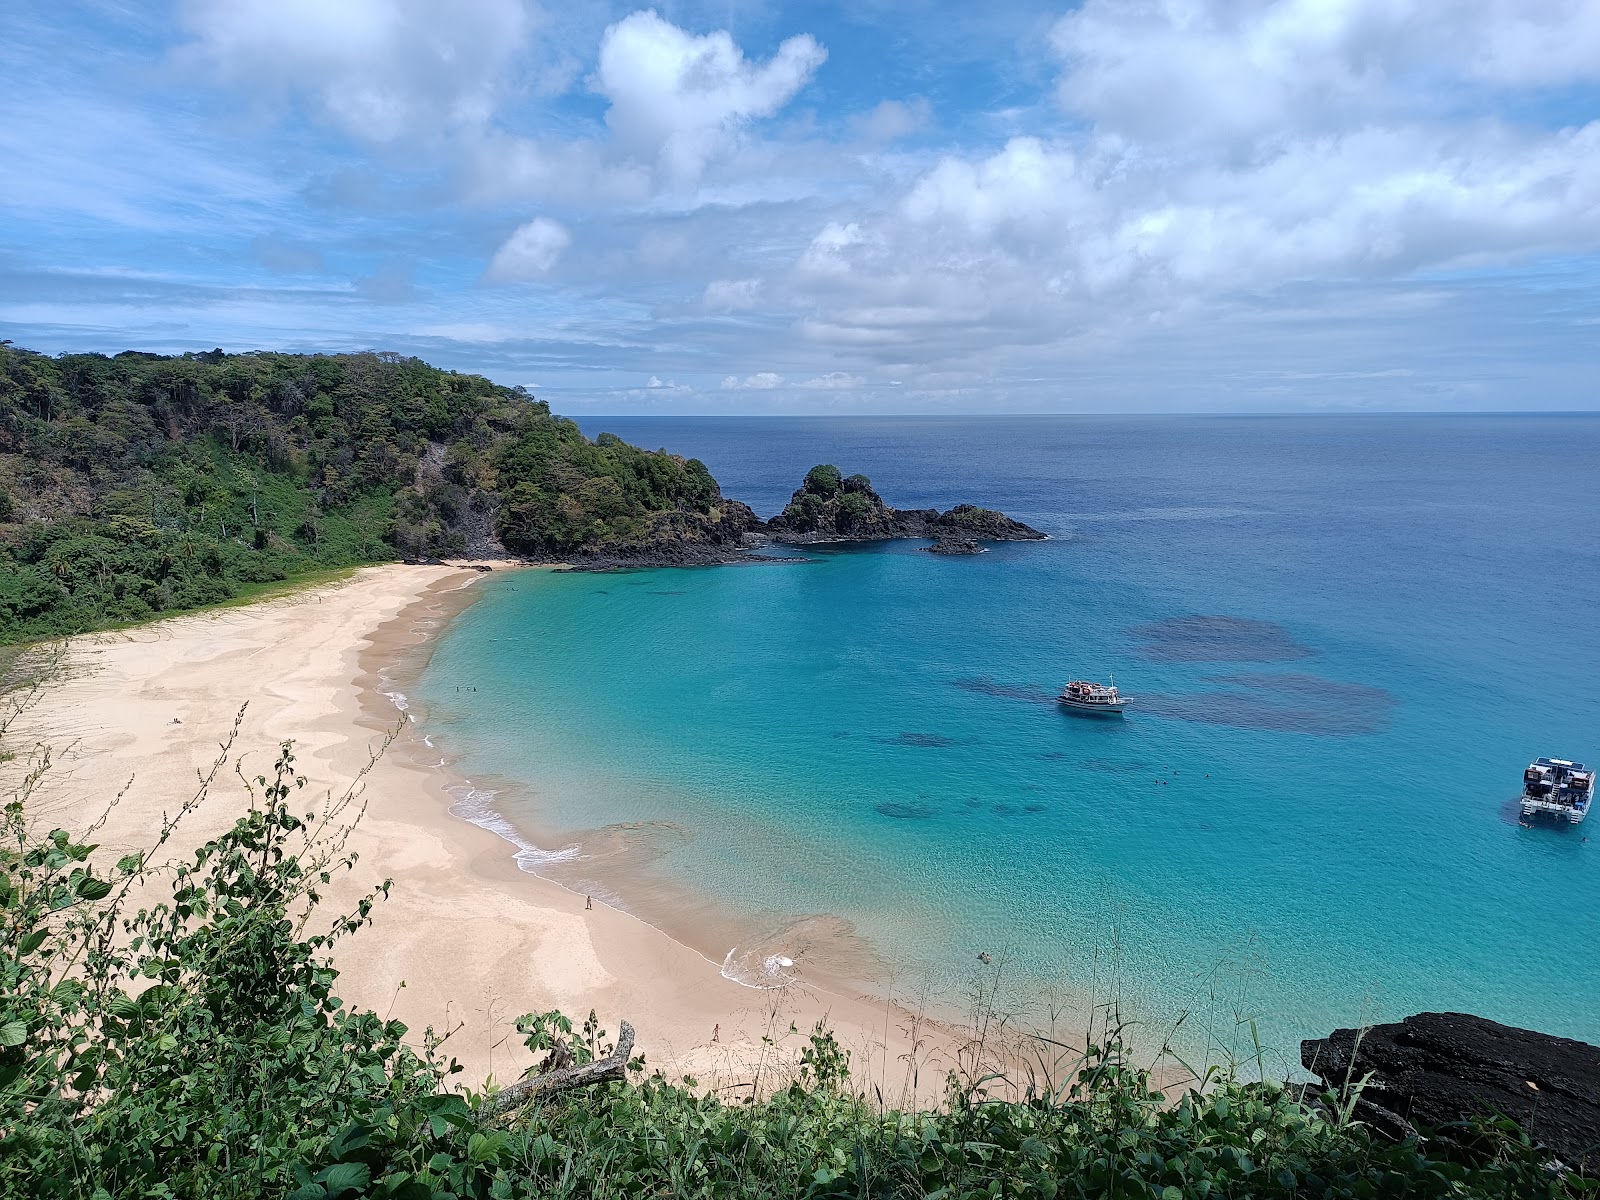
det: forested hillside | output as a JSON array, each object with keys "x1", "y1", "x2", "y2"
[{"x1": 0, "y1": 345, "x2": 754, "y2": 642}]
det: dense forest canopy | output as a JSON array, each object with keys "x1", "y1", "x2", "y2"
[{"x1": 0, "y1": 345, "x2": 746, "y2": 642}]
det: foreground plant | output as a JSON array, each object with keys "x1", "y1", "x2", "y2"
[{"x1": 0, "y1": 722, "x2": 1588, "y2": 1197}]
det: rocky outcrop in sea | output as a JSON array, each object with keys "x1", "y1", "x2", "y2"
[
  {"x1": 764, "y1": 465, "x2": 1045, "y2": 546},
  {"x1": 1301, "y1": 1012, "x2": 1600, "y2": 1170}
]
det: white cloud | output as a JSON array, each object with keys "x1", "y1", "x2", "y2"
[
  {"x1": 849, "y1": 98, "x2": 931, "y2": 143},
  {"x1": 484, "y1": 217, "x2": 571, "y2": 282},
  {"x1": 175, "y1": 0, "x2": 535, "y2": 144},
  {"x1": 1051, "y1": 0, "x2": 1600, "y2": 146},
  {"x1": 797, "y1": 372, "x2": 866, "y2": 389},
  {"x1": 721, "y1": 371, "x2": 785, "y2": 389},
  {"x1": 703, "y1": 278, "x2": 763, "y2": 311},
  {"x1": 784, "y1": 0, "x2": 1600, "y2": 369},
  {"x1": 595, "y1": 10, "x2": 826, "y2": 186}
]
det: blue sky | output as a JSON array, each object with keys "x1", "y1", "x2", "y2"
[{"x1": 2, "y1": 0, "x2": 1598, "y2": 413}]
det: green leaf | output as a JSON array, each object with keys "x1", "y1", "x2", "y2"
[
  {"x1": 75, "y1": 875, "x2": 113, "y2": 901},
  {"x1": 314, "y1": 1162, "x2": 370, "y2": 1197},
  {"x1": 0, "y1": 1019, "x2": 28, "y2": 1047},
  {"x1": 18, "y1": 929, "x2": 46, "y2": 955},
  {"x1": 115, "y1": 853, "x2": 143, "y2": 875}
]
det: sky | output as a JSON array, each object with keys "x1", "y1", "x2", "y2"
[{"x1": 2, "y1": 0, "x2": 1598, "y2": 414}]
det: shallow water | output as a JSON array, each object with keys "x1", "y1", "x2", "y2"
[{"x1": 415, "y1": 415, "x2": 1600, "y2": 1067}]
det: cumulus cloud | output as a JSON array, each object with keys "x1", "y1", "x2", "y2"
[
  {"x1": 595, "y1": 10, "x2": 826, "y2": 186},
  {"x1": 786, "y1": 0, "x2": 1600, "y2": 367},
  {"x1": 175, "y1": 0, "x2": 535, "y2": 144},
  {"x1": 484, "y1": 217, "x2": 571, "y2": 282},
  {"x1": 1053, "y1": 0, "x2": 1600, "y2": 145},
  {"x1": 721, "y1": 371, "x2": 785, "y2": 389}
]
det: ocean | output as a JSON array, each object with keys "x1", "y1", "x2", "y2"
[{"x1": 412, "y1": 414, "x2": 1600, "y2": 1070}]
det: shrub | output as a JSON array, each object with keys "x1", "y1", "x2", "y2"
[{"x1": 803, "y1": 464, "x2": 842, "y2": 496}]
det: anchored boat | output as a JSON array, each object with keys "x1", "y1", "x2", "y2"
[
  {"x1": 1520, "y1": 757, "x2": 1593, "y2": 825},
  {"x1": 1058, "y1": 678, "x2": 1129, "y2": 716}
]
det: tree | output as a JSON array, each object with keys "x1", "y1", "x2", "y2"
[{"x1": 802, "y1": 464, "x2": 842, "y2": 496}]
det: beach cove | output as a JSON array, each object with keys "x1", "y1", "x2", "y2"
[
  {"x1": 413, "y1": 413, "x2": 1600, "y2": 1071},
  {"x1": 13, "y1": 411, "x2": 1600, "y2": 1095},
  {"x1": 11, "y1": 564, "x2": 975, "y2": 1095}
]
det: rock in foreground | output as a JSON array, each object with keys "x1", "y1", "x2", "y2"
[
  {"x1": 1301, "y1": 1012, "x2": 1600, "y2": 1169},
  {"x1": 765, "y1": 465, "x2": 1045, "y2": 545}
]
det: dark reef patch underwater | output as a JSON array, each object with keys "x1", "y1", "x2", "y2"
[
  {"x1": 1140, "y1": 673, "x2": 1397, "y2": 736},
  {"x1": 1129, "y1": 614, "x2": 1317, "y2": 662}
]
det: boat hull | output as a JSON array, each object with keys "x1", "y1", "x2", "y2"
[
  {"x1": 1058, "y1": 698, "x2": 1128, "y2": 716},
  {"x1": 1521, "y1": 798, "x2": 1590, "y2": 824}
]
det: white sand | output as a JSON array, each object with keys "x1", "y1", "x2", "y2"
[{"x1": 12, "y1": 565, "x2": 971, "y2": 1097}]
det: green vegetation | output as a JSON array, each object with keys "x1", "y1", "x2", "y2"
[
  {"x1": 0, "y1": 345, "x2": 741, "y2": 644},
  {"x1": 775, "y1": 467, "x2": 888, "y2": 535},
  {"x1": 803, "y1": 465, "x2": 843, "y2": 496},
  {"x1": 0, "y1": 680, "x2": 1583, "y2": 1197}
]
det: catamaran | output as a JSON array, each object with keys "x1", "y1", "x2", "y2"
[
  {"x1": 1520, "y1": 757, "x2": 1593, "y2": 825},
  {"x1": 1057, "y1": 678, "x2": 1129, "y2": 716}
]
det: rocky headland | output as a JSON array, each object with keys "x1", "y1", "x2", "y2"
[
  {"x1": 761, "y1": 464, "x2": 1045, "y2": 547},
  {"x1": 559, "y1": 500, "x2": 769, "y2": 569},
  {"x1": 562, "y1": 463, "x2": 1044, "y2": 568},
  {"x1": 1302, "y1": 1012, "x2": 1600, "y2": 1170}
]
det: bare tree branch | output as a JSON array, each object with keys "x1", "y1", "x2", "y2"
[{"x1": 481, "y1": 1020, "x2": 635, "y2": 1119}]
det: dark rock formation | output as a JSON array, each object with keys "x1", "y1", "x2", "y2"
[
  {"x1": 1301, "y1": 1012, "x2": 1600, "y2": 1169},
  {"x1": 925, "y1": 534, "x2": 983, "y2": 555},
  {"x1": 564, "y1": 501, "x2": 767, "y2": 569},
  {"x1": 927, "y1": 504, "x2": 1042, "y2": 541},
  {"x1": 764, "y1": 466, "x2": 1045, "y2": 546}
]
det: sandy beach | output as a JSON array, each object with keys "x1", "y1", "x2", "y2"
[{"x1": 9, "y1": 565, "x2": 976, "y2": 1098}]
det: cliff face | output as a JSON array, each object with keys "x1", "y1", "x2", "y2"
[{"x1": 764, "y1": 465, "x2": 1045, "y2": 545}]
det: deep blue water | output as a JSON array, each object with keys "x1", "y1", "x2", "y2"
[{"x1": 415, "y1": 415, "x2": 1600, "y2": 1067}]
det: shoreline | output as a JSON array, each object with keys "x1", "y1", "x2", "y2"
[
  {"x1": 11, "y1": 563, "x2": 1004, "y2": 1099},
  {"x1": 362, "y1": 578, "x2": 904, "y2": 1001}
]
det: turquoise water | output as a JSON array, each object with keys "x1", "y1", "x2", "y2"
[{"x1": 415, "y1": 415, "x2": 1600, "y2": 1066}]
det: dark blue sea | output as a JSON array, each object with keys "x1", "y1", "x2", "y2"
[{"x1": 414, "y1": 415, "x2": 1600, "y2": 1068}]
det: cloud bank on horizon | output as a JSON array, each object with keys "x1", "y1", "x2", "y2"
[{"x1": 2, "y1": 0, "x2": 1598, "y2": 412}]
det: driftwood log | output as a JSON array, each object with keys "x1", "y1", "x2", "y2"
[{"x1": 482, "y1": 1020, "x2": 635, "y2": 1119}]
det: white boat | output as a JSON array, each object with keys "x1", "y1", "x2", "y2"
[
  {"x1": 1058, "y1": 678, "x2": 1129, "y2": 715},
  {"x1": 1520, "y1": 757, "x2": 1593, "y2": 825}
]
